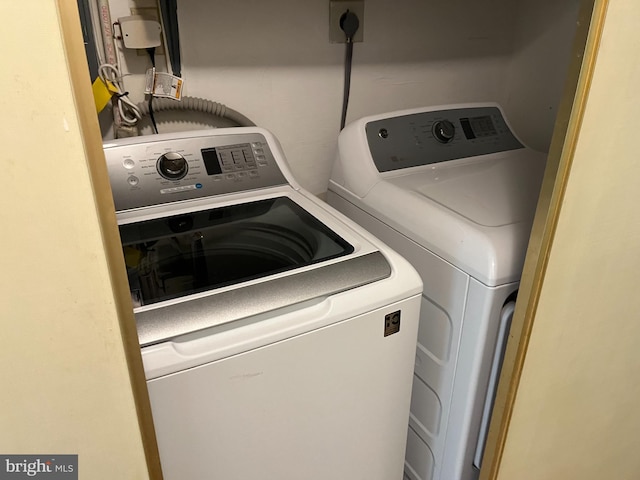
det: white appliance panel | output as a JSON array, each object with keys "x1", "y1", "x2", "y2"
[
  {"x1": 437, "y1": 280, "x2": 516, "y2": 480},
  {"x1": 326, "y1": 192, "x2": 470, "y2": 471},
  {"x1": 147, "y1": 296, "x2": 420, "y2": 480}
]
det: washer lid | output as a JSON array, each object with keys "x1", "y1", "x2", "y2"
[
  {"x1": 118, "y1": 193, "x2": 394, "y2": 346},
  {"x1": 120, "y1": 196, "x2": 355, "y2": 309}
]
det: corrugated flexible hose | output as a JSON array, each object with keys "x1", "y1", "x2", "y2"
[{"x1": 137, "y1": 96, "x2": 255, "y2": 127}]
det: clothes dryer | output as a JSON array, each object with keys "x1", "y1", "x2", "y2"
[{"x1": 327, "y1": 104, "x2": 546, "y2": 480}]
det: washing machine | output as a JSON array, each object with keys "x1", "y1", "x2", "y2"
[
  {"x1": 327, "y1": 103, "x2": 547, "y2": 480},
  {"x1": 103, "y1": 128, "x2": 422, "y2": 480}
]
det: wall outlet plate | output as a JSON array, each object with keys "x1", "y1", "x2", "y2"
[
  {"x1": 131, "y1": 7, "x2": 165, "y2": 56},
  {"x1": 119, "y1": 15, "x2": 162, "y2": 49},
  {"x1": 329, "y1": 0, "x2": 364, "y2": 43}
]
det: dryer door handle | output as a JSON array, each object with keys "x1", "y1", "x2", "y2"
[{"x1": 473, "y1": 300, "x2": 516, "y2": 469}]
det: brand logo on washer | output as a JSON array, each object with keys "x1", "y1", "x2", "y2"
[{"x1": 384, "y1": 310, "x2": 401, "y2": 337}]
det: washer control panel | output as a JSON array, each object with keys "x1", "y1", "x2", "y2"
[
  {"x1": 104, "y1": 131, "x2": 287, "y2": 211},
  {"x1": 365, "y1": 106, "x2": 524, "y2": 172}
]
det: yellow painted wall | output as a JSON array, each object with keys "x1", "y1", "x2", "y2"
[
  {"x1": 496, "y1": 0, "x2": 640, "y2": 478},
  {"x1": 0, "y1": 2, "x2": 152, "y2": 477}
]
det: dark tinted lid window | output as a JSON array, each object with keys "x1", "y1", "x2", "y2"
[{"x1": 119, "y1": 197, "x2": 354, "y2": 307}]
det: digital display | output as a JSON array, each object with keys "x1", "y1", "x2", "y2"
[
  {"x1": 460, "y1": 116, "x2": 497, "y2": 140},
  {"x1": 201, "y1": 147, "x2": 222, "y2": 175},
  {"x1": 202, "y1": 143, "x2": 257, "y2": 175}
]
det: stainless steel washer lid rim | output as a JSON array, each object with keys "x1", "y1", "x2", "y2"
[{"x1": 135, "y1": 250, "x2": 391, "y2": 346}]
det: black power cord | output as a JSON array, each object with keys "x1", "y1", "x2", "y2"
[
  {"x1": 339, "y1": 10, "x2": 360, "y2": 130},
  {"x1": 146, "y1": 47, "x2": 159, "y2": 134}
]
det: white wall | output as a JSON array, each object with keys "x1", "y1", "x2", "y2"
[
  {"x1": 107, "y1": 0, "x2": 578, "y2": 194},
  {"x1": 502, "y1": 0, "x2": 581, "y2": 152}
]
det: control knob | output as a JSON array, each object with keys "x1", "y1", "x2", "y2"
[
  {"x1": 157, "y1": 152, "x2": 188, "y2": 180},
  {"x1": 432, "y1": 120, "x2": 455, "y2": 144}
]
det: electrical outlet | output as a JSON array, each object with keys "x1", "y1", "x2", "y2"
[{"x1": 329, "y1": 0, "x2": 364, "y2": 43}]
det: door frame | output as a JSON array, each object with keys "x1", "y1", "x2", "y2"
[{"x1": 479, "y1": 0, "x2": 606, "y2": 478}]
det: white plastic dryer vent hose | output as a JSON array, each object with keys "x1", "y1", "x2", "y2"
[{"x1": 137, "y1": 96, "x2": 255, "y2": 127}]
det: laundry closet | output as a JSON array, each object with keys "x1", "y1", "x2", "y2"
[
  {"x1": 9, "y1": 1, "x2": 640, "y2": 480},
  {"x1": 87, "y1": 0, "x2": 584, "y2": 479}
]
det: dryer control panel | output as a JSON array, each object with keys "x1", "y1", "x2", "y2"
[
  {"x1": 365, "y1": 106, "x2": 523, "y2": 172},
  {"x1": 104, "y1": 131, "x2": 287, "y2": 211}
]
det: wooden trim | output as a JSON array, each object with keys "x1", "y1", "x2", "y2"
[
  {"x1": 479, "y1": 1, "x2": 609, "y2": 478},
  {"x1": 55, "y1": 1, "x2": 163, "y2": 478}
]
